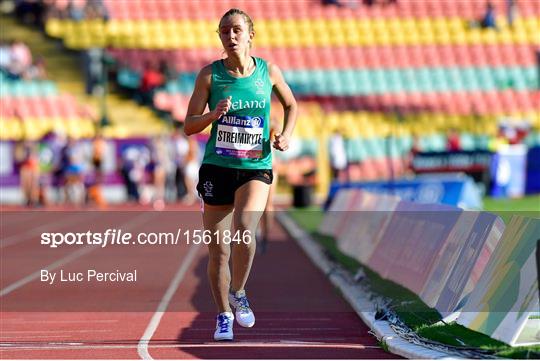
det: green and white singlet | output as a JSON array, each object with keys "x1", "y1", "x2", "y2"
[{"x1": 202, "y1": 57, "x2": 273, "y2": 170}]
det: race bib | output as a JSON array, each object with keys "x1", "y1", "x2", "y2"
[{"x1": 215, "y1": 115, "x2": 265, "y2": 159}]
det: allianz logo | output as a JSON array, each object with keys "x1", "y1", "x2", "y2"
[{"x1": 230, "y1": 98, "x2": 266, "y2": 111}]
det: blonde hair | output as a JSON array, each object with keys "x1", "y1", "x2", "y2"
[{"x1": 219, "y1": 8, "x2": 254, "y2": 33}]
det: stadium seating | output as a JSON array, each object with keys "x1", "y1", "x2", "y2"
[
  {"x1": 46, "y1": 16, "x2": 539, "y2": 49},
  {"x1": 0, "y1": 73, "x2": 58, "y2": 97},
  {"x1": 39, "y1": 0, "x2": 540, "y2": 181},
  {"x1": 47, "y1": 0, "x2": 540, "y2": 20},
  {"x1": 0, "y1": 94, "x2": 96, "y2": 140}
]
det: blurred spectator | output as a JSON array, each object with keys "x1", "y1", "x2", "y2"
[
  {"x1": 363, "y1": 0, "x2": 396, "y2": 6},
  {"x1": 148, "y1": 135, "x2": 174, "y2": 210},
  {"x1": 159, "y1": 60, "x2": 176, "y2": 83},
  {"x1": 322, "y1": 0, "x2": 343, "y2": 7},
  {"x1": 48, "y1": 131, "x2": 67, "y2": 201},
  {"x1": 63, "y1": 138, "x2": 86, "y2": 206},
  {"x1": 171, "y1": 127, "x2": 187, "y2": 200},
  {"x1": 9, "y1": 39, "x2": 32, "y2": 79},
  {"x1": 82, "y1": 48, "x2": 103, "y2": 95},
  {"x1": 1, "y1": 39, "x2": 48, "y2": 81},
  {"x1": 498, "y1": 119, "x2": 531, "y2": 145},
  {"x1": 329, "y1": 129, "x2": 348, "y2": 182},
  {"x1": 506, "y1": 0, "x2": 518, "y2": 28},
  {"x1": 446, "y1": 128, "x2": 461, "y2": 152},
  {"x1": 91, "y1": 132, "x2": 106, "y2": 179},
  {"x1": 17, "y1": 141, "x2": 40, "y2": 206},
  {"x1": 51, "y1": 135, "x2": 70, "y2": 203},
  {"x1": 15, "y1": 0, "x2": 45, "y2": 26},
  {"x1": 468, "y1": 2, "x2": 498, "y2": 30},
  {"x1": 171, "y1": 126, "x2": 199, "y2": 205},
  {"x1": 0, "y1": 39, "x2": 12, "y2": 73},
  {"x1": 121, "y1": 146, "x2": 150, "y2": 204},
  {"x1": 480, "y1": 2, "x2": 497, "y2": 29},
  {"x1": 23, "y1": 55, "x2": 47, "y2": 80},
  {"x1": 84, "y1": 0, "x2": 109, "y2": 21},
  {"x1": 85, "y1": 133, "x2": 107, "y2": 208},
  {"x1": 138, "y1": 61, "x2": 165, "y2": 106},
  {"x1": 67, "y1": 0, "x2": 85, "y2": 21}
]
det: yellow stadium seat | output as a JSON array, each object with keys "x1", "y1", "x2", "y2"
[
  {"x1": 45, "y1": 15, "x2": 540, "y2": 50},
  {"x1": 268, "y1": 33, "x2": 285, "y2": 48},
  {"x1": 481, "y1": 28, "x2": 499, "y2": 45},
  {"x1": 518, "y1": 27, "x2": 532, "y2": 44},
  {"x1": 45, "y1": 18, "x2": 66, "y2": 38},
  {"x1": 86, "y1": 19, "x2": 106, "y2": 35}
]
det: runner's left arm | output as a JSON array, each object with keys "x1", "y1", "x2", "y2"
[{"x1": 269, "y1": 63, "x2": 297, "y2": 151}]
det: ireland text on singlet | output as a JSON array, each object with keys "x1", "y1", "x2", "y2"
[{"x1": 203, "y1": 57, "x2": 273, "y2": 170}]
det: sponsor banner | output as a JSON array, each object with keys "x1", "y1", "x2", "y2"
[
  {"x1": 412, "y1": 150, "x2": 492, "y2": 173},
  {"x1": 337, "y1": 191, "x2": 400, "y2": 264},
  {"x1": 0, "y1": 142, "x2": 13, "y2": 176},
  {"x1": 326, "y1": 174, "x2": 482, "y2": 210},
  {"x1": 333, "y1": 190, "x2": 365, "y2": 242},
  {"x1": 425, "y1": 212, "x2": 504, "y2": 314},
  {"x1": 457, "y1": 216, "x2": 540, "y2": 345},
  {"x1": 321, "y1": 189, "x2": 503, "y2": 314},
  {"x1": 525, "y1": 146, "x2": 540, "y2": 194},
  {"x1": 319, "y1": 188, "x2": 359, "y2": 237},
  {"x1": 419, "y1": 211, "x2": 481, "y2": 309},
  {"x1": 490, "y1": 144, "x2": 528, "y2": 198},
  {"x1": 366, "y1": 201, "x2": 462, "y2": 296}
]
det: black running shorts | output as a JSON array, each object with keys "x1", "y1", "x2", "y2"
[{"x1": 197, "y1": 164, "x2": 273, "y2": 205}]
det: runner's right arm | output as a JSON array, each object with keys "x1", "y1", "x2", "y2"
[{"x1": 184, "y1": 65, "x2": 231, "y2": 136}]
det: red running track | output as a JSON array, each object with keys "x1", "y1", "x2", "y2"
[{"x1": 0, "y1": 205, "x2": 399, "y2": 359}]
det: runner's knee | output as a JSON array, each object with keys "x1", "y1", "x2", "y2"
[{"x1": 208, "y1": 244, "x2": 230, "y2": 264}]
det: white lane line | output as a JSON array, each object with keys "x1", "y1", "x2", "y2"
[
  {"x1": 1, "y1": 213, "x2": 100, "y2": 248},
  {"x1": 2, "y1": 329, "x2": 113, "y2": 334},
  {"x1": 1, "y1": 213, "x2": 41, "y2": 227},
  {"x1": 0, "y1": 335, "x2": 80, "y2": 340},
  {"x1": 137, "y1": 244, "x2": 200, "y2": 360},
  {"x1": 1, "y1": 341, "x2": 382, "y2": 351},
  {"x1": 0, "y1": 213, "x2": 153, "y2": 297},
  {"x1": 178, "y1": 327, "x2": 345, "y2": 331},
  {"x1": 0, "y1": 320, "x2": 119, "y2": 324},
  {"x1": 0, "y1": 246, "x2": 96, "y2": 297}
]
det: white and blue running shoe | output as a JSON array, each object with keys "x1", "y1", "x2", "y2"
[
  {"x1": 213, "y1": 312, "x2": 234, "y2": 341},
  {"x1": 228, "y1": 290, "x2": 255, "y2": 328}
]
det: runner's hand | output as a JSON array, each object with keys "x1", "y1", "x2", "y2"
[
  {"x1": 212, "y1": 96, "x2": 232, "y2": 120},
  {"x1": 273, "y1": 133, "x2": 289, "y2": 151}
]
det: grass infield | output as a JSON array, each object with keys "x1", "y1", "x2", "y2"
[{"x1": 288, "y1": 195, "x2": 540, "y2": 359}]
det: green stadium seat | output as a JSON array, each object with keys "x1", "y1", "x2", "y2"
[
  {"x1": 41, "y1": 81, "x2": 58, "y2": 96},
  {"x1": 346, "y1": 138, "x2": 367, "y2": 163},
  {"x1": 413, "y1": 69, "x2": 432, "y2": 93},
  {"x1": 365, "y1": 136, "x2": 387, "y2": 159},
  {"x1": 165, "y1": 81, "x2": 180, "y2": 94},
  {"x1": 476, "y1": 68, "x2": 496, "y2": 90},
  {"x1": 524, "y1": 132, "x2": 540, "y2": 147},
  {"x1": 459, "y1": 132, "x2": 476, "y2": 150},
  {"x1": 117, "y1": 68, "x2": 141, "y2": 89},
  {"x1": 385, "y1": 70, "x2": 401, "y2": 93},
  {"x1": 418, "y1": 133, "x2": 447, "y2": 152},
  {"x1": 300, "y1": 139, "x2": 318, "y2": 157},
  {"x1": 446, "y1": 68, "x2": 463, "y2": 90},
  {"x1": 395, "y1": 135, "x2": 413, "y2": 156},
  {"x1": 429, "y1": 68, "x2": 448, "y2": 92},
  {"x1": 474, "y1": 134, "x2": 492, "y2": 150}
]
